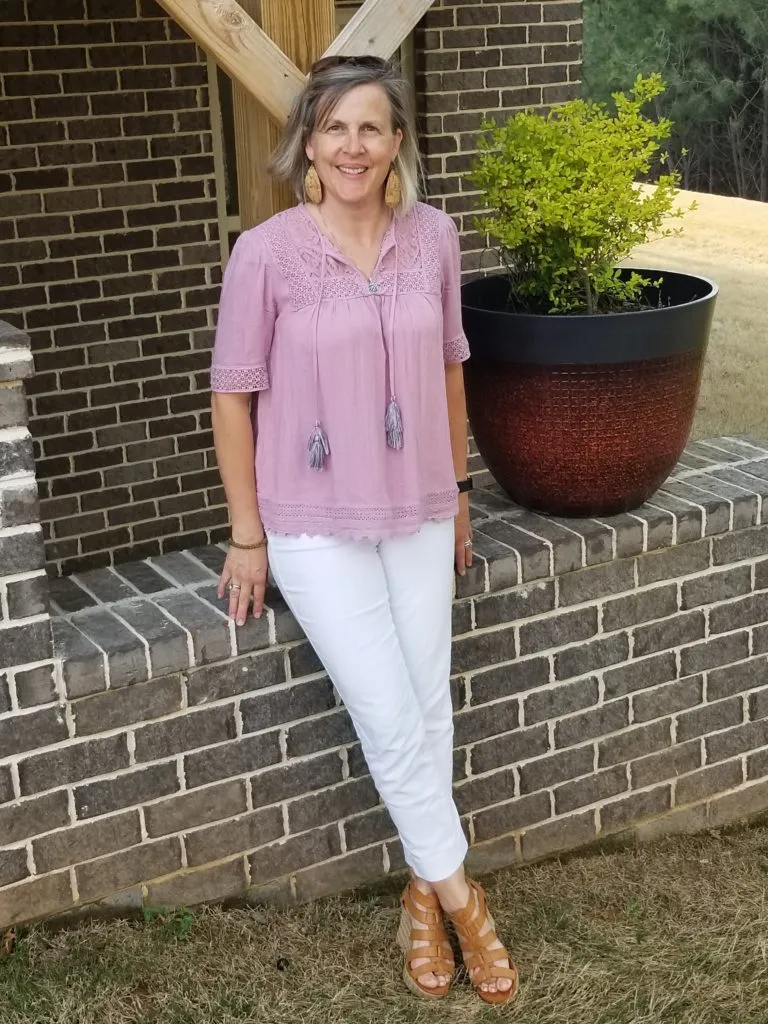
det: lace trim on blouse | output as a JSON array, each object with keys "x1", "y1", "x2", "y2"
[
  {"x1": 258, "y1": 489, "x2": 458, "y2": 525},
  {"x1": 210, "y1": 364, "x2": 269, "y2": 392},
  {"x1": 444, "y1": 333, "x2": 471, "y2": 363}
]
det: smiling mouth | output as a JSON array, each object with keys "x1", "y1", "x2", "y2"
[{"x1": 337, "y1": 166, "x2": 368, "y2": 176}]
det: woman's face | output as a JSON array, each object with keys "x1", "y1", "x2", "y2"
[{"x1": 305, "y1": 83, "x2": 403, "y2": 208}]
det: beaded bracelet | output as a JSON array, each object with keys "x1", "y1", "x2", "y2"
[{"x1": 229, "y1": 535, "x2": 268, "y2": 551}]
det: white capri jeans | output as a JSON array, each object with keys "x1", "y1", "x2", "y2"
[{"x1": 267, "y1": 520, "x2": 468, "y2": 882}]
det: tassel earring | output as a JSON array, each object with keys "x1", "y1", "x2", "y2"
[
  {"x1": 304, "y1": 164, "x2": 323, "y2": 205},
  {"x1": 384, "y1": 166, "x2": 402, "y2": 209}
]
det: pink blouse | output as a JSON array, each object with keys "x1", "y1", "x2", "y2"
[{"x1": 210, "y1": 201, "x2": 470, "y2": 540}]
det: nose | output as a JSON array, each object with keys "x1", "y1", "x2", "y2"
[{"x1": 343, "y1": 129, "x2": 365, "y2": 155}]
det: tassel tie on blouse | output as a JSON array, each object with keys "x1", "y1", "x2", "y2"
[{"x1": 307, "y1": 224, "x2": 403, "y2": 470}]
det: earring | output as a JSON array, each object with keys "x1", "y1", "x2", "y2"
[
  {"x1": 384, "y1": 166, "x2": 402, "y2": 209},
  {"x1": 304, "y1": 164, "x2": 323, "y2": 205}
]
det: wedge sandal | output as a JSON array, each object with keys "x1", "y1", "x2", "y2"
[
  {"x1": 447, "y1": 878, "x2": 519, "y2": 1006},
  {"x1": 396, "y1": 882, "x2": 455, "y2": 1000}
]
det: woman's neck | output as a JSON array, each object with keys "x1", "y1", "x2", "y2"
[{"x1": 317, "y1": 194, "x2": 391, "y2": 247}]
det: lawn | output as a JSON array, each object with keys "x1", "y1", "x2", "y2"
[{"x1": 3, "y1": 822, "x2": 768, "y2": 1023}]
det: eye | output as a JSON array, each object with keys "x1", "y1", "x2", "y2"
[
  {"x1": 362, "y1": 124, "x2": 381, "y2": 133},
  {"x1": 325, "y1": 123, "x2": 344, "y2": 133}
]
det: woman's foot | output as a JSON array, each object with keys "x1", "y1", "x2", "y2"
[
  {"x1": 397, "y1": 881, "x2": 455, "y2": 998},
  {"x1": 442, "y1": 879, "x2": 518, "y2": 1003}
]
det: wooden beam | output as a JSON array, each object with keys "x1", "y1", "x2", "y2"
[
  {"x1": 154, "y1": 0, "x2": 305, "y2": 126},
  {"x1": 323, "y1": 0, "x2": 436, "y2": 59},
  {"x1": 234, "y1": 0, "x2": 335, "y2": 226}
]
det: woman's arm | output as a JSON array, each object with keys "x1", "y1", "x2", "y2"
[
  {"x1": 211, "y1": 391, "x2": 268, "y2": 624},
  {"x1": 445, "y1": 362, "x2": 473, "y2": 576}
]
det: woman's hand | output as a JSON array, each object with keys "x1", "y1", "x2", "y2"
[
  {"x1": 454, "y1": 494, "x2": 473, "y2": 576},
  {"x1": 217, "y1": 544, "x2": 269, "y2": 626}
]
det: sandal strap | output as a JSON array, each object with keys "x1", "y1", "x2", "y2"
[
  {"x1": 402, "y1": 883, "x2": 442, "y2": 926},
  {"x1": 409, "y1": 957, "x2": 454, "y2": 980},
  {"x1": 449, "y1": 878, "x2": 518, "y2": 989}
]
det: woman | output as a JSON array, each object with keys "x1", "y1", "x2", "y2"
[{"x1": 210, "y1": 55, "x2": 518, "y2": 1004}]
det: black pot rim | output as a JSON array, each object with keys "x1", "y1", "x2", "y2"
[{"x1": 461, "y1": 267, "x2": 719, "y2": 321}]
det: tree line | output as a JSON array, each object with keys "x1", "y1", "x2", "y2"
[{"x1": 583, "y1": 0, "x2": 768, "y2": 201}]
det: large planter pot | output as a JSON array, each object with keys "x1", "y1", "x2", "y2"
[{"x1": 461, "y1": 269, "x2": 718, "y2": 517}]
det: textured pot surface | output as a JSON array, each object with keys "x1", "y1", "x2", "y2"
[{"x1": 461, "y1": 270, "x2": 718, "y2": 517}]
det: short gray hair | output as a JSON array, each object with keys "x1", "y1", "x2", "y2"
[{"x1": 268, "y1": 56, "x2": 422, "y2": 216}]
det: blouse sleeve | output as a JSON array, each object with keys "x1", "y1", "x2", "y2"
[
  {"x1": 210, "y1": 229, "x2": 276, "y2": 393},
  {"x1": 439, "y1": 214, "x2": 471, "y2": 364}
]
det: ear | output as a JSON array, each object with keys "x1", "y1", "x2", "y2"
[
  {"x1": 305, "y1": 138, "x2": 315, "y2": 163},
  {"x1": 391, "y1": 127, "x2": 403, "y2": 161}
]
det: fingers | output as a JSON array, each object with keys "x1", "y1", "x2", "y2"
[
  {"x1": 252, "y1": 578, "x2": 266, "y2": 619},
  {"x1": 235, "y1": 585, "x2": 251, "y2": 627},
  {"x1": 455, "y1": 540, "x2": 467, "y2": 577},
  {"x1": 217, "y1": 568, "x2": 231, "y2": 600},
  {"x1": 465, "y1": 532, "x2": 473, "y2": 568}
]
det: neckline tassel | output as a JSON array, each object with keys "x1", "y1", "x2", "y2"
[
  {"x1": 385, "y1": 396, "x2": 403, "y2": 450},
  {"x1": 308, "y1": 421, "x2": 330, "y2": 469}
]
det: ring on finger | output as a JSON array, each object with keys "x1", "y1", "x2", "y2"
[
  {"x1": 464, "y1": 539, "x2": 473, "y2": 548},
  {"x1": 229, "y1": 583, "x2": 242, "y2": 592}
]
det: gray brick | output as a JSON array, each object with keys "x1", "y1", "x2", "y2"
[
  {"x1": 680, "y1": 630, "x2": 750, "y2": 675},
  {"x1": 600, "y1": 784, "x2": 671, "y2": 832},
  {"x1": 455, "y1": 766, "x2": 516, "y2": 815},
  {"x1": 470, "y1": 656, "x2": 550, "y2": 704},
  {"x1": 603, "y1": 584, "x2": 678, "y2": 632},
  {"x1": 134, "y1": 706, "x2": 236, "y2": 762},
  {"x1": 0, "y1": 848, "x2": 28, "y2": 888},
  {"x1": 155, "y1": 590, "x2": 230, "y2": 665},
  {"x1": 557, "y1": 560, "x2": 635, "y2": 607},
  {"x1": 76, "y1": 837, "x2": 182, "y2": 904},
  {"x1": 147, "y1": 859, "x2": 247, "y2": 909},
  {"x1": 548, "y1": 517, "x2": 614, "y2": 565},
  {"x1": 288, "y1": 640, "x2": 323, "y2": 678},
  {"x1": 681, "y1": 565, "x2": 752, "y2": 609},
  {"x1": 293, "y1": 844, "x2": 384, "y2": 901},
  {"x1": 241, "y1": 678, "x2": 336, "y2": 733},
  {"x1": 755, "y1": 623, "x2": 768, "y2": 655},
  {"x1": 675, "y1": 759, "x2": 743, "y2": 806},
  {"x1": 19, "y1": 733, "x2": 129, "y2": 796},
  {"x1": 749, "y1": 683, "x2": 768, "y2": 721},
  {"x1": 596, "y1": 514, "x2": 644, "y2": 559},
  {"x1": 633, "y1": 611, "x2": 706, "y2": 658},
  {"x1": 0, "y1": 790, "x2": 69, "y2": 845},
  {"x1": 69, "y1": 608, "x2": 147, "y2": 688},
  {"x1": 632, "y1": 675, "x2": 703, "y2": 723},
  {"x1": 0, "y1": 868, "x2": 73, "y2": 928},
  {"x1": 73, "y1": 674, "x2": 183, "y2": 735},
  {"x1": 524, "y1": 676, "x2": 598, "y2": 725},
  {"x1": 450, "y1": 624, "x2": 516, "y2": 674},
  {"x1": 554, "y1": 699, "x2": 629, "y2": 749},
  {"x1": 33, "y1": 810, "x2": 142, "y2": 873},
  {"x1": 454, "y1": 557, "x2": 488, "y2": 598},
  {"x1": 708, "y1": 778, "x2": 768, "y2": 827},
  {"x1": 712, "y1": 524, "x2": 768, "y2": 565},
  {"x1": 598, "y1": 720, "x2": 671, "y2": 768},
  {"x1": 149, "y1": 551, "x2": 214, "y2": 586},
  {"x1": 0, "y1": 620, "x2": 53, "y2": 671},
  {"x1": 15, "y1": 663, "x2": 56, "y2": 708},
  {"x1": 250, "y1": 824, "x2": 342, "y2": 883},
  {"x1": 757, "y1": 558, "x2": 768, "y2": 590},
  {"x1": 49, "y1": 577, "x2": 98, "y2": 614},
  {"x1": 112, "y1": 599, "x2": 189, "y2": 675},
  {"x1": 520, "y1": 810, "x2": 597, "y2": 862},
  {"x1": 554, "y1": 765, "x2": 628, "y2": 814},
  {"x1": 519, "y1": 746, "x2": 594, "y2": 794},
  {"x1": 676, "y1": 696, "x2": 743, "y2": 743},
  {"x1": 518, "y1": 606, "x2": 598, "y2": 657},
  {"x1": 185, "y1": 805, "x2": 284, "y2": 866},
  {"x1": 478, "y1": 519, "x2": 550, "y2": 581},
  {"x1": 452, "y1": 599, "x2": 472, "y2": 635},
  {"x1": 53, "y1": 619, "x2": 106, "y2": 698},
  {"x1": 709, "y1": 592, "x2": 768, "y2": 635},
  {"x1": 287, "y1": 776, "x2": 379, "y2": 834},
  {"x1": 74, "y1": 762, "x2": 180, "y2": 819},
  {"x1": 195, "y1": 583, "x2": 272, "y2": 655},
  {"x1": 474, "y1": 580, "x2": 555, "y2": 628},
  {"x1": 187, "y1": 649, "x2": 286, "y2": 705},
  {"x1": 185, "y1": 732, "x2": 281, "y2": 789},
  {"x1": 251, "y1": 752, "x2": 343, "y2": 809},
  {"x1": 6, "y1": 575, "x2": 48, "y2": 618},
  {"x1": 473, "y1": 790, "x2": 551, "y2": 842},
  {"x1": 706, "y1": 719, "x2": 768, "y2": 764},
  {"x1": 267, "y1": 590, "x2": 304, "y2": 643},
  {"x1": 74, "y1": 568, "x2": 136, "y2": 603},
  {"x1": 635, "y1": 539, "x2": 711, "y2": 586},
  {"x1": 0, "y1": 705, "x2": 67, "y2": 756},
  {"x1": 0, "y1": 529, "x2": 45, "y2": 576},
  {"x1": 0, "y1": 672, "x2": 10, "y2": 713},
  {"x1": 604, "y1": 652, "x2": 677, "y2": 700},
  {"x1": 0, "y1": 765, "x2": 13, "y2": 803},
  {"x1": 344, "y1": 806, "x2": 396, "y2": 850},
  {"x1": 554, "y1": 632, "x2": 630, "y2": 681},
  {"x1": 0, "y1": 485, "x2": 40, "y2": 531},
  {"x1": 644, "y1": 493, "x2": 703, "y2": 544},
  {"x1": 470, "y1": 724, "x2": 550, "y2": 774},
  {"x1": 453, "y1": 696, "x2": 519, "y2": 746},
  {"x1": 186, "y1": 545, "x2": 227, "y2": 576},
  {"x1": 631, "y1": 740, "x2": 702, "y2": 789},
  {"x1": 286, "y1": 709, "x2": 356, "y2": 758},
  {"x1": 629, "y1": 505, "x2": 676, "y2": 551},
  {"x1": 145, "y1": 779, "x2": 248, "y2": 838},
  {"x1": 708, "y1": 657, "x2": 766, "y2": 701},
  {"x1": 747, "y1": 748, "x2": 768, "y2": 780},
  {"x1": 114, "y1": 560, "x2": 170, "y2": 594},
  {"x1": 0, "y1": 384, "x2": 27, "y2": 429}
]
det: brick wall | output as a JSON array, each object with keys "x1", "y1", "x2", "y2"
[
  {"x1": 414, "y1": 0, "x2": 582, "y2": 270},
  {"x1": 0, "y1": 1, "x2": 222, "y2": 577},
  {"x1": 0, "y1": 0, "x2": 582, "y2": 575},
  {"x1": 2, "y1": 435, "x2": 768, "y2": 926}
]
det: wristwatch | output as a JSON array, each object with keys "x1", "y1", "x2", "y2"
[{"x1": 457, "y1": 477, "x2": 474, "y2": 494}]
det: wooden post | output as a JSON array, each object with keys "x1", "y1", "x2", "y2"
[{"x1": 234, "y1": 0, "x2": 335, "y2": 228}]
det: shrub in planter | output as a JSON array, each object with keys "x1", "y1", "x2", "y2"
[{"x1": 461, "y1": 73, "x2": 718, "y2": 517}]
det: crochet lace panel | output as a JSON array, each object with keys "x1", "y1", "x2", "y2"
[
  {"x1": 210, "y1": 364, "x2": 269, "y2": 392},
  {"x1": 259, "y1": 489, "x2": 457, "y2": 524},
  {"x1": 444, "y1": 334, "x2": 470, "y2": 363},
  {"x1": 260, "y1": 203, "x2": 445, "y2": 310}
]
